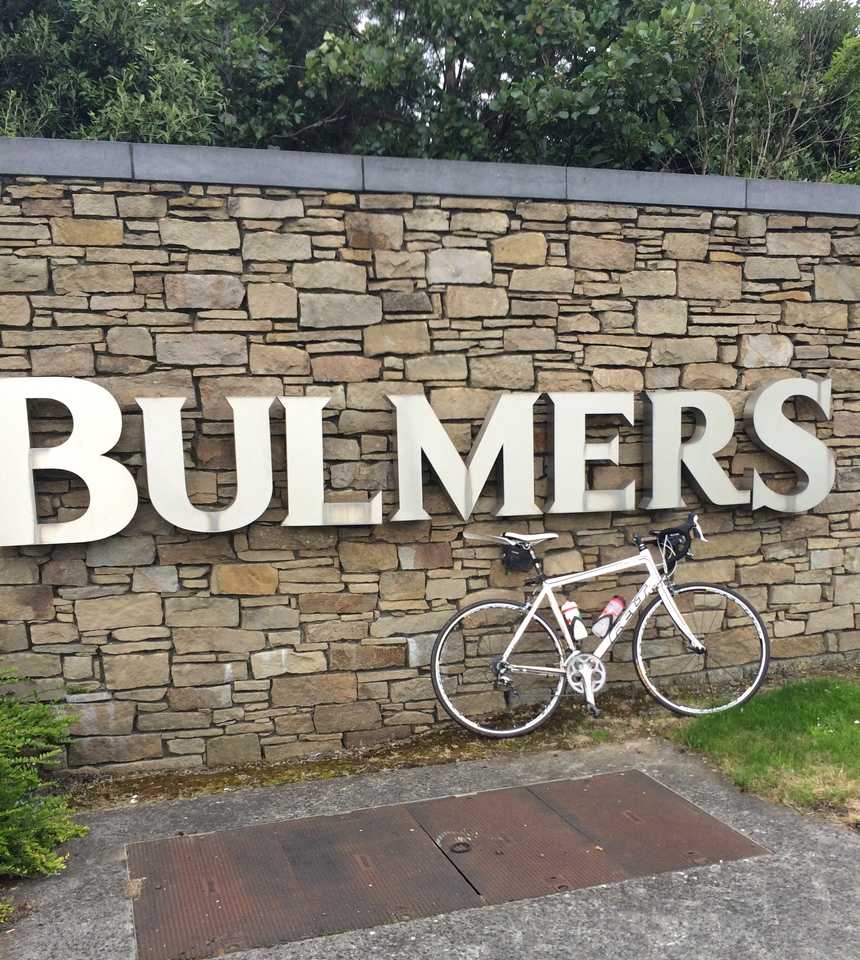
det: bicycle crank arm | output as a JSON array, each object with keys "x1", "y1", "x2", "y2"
[
  {"x1": 580, "y1": 664, "x2": 600, "y2": 718},
  {"x1": 565, "y1": 654, "x2": 603, "y2": 718}
]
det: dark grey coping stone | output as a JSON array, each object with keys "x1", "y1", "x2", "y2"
[
  {"x1": 747, "y1": 177, "x2": 860, "y2": 216},
  {"x1": 363, "y1": 156, "x2": 567, "y2": 199},
  {"x1": 132, "y1": 143, "x2": 363, "y2": 190},
  {"x1": 566, "y1": 167, "x2": 748, "y2": 210},
  {"x1": 0, "y1": 137, "x2": 132, "y2": 179},
  {"x1": 1, "y1": 137, "x2": 858, "y2": 215}
]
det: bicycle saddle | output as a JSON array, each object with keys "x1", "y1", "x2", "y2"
[{"x1": 502, "y1": 532, "x2": 559, "y2": 545}]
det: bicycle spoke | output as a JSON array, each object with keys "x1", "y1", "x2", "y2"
[
  {"x1": 431, "y1": 601, "x2": 566, "y2": 737},
  {"x1": 634, "y1": 583, "x2": 769, "y2": 715}
]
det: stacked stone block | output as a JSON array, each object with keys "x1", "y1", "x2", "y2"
[{"x1": 0, "y1": 171, "x2": 859, "y2": 772}]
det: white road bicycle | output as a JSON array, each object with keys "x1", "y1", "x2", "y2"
[{"x1": 431, "y1": 514, "x2": 770, "y2": 738}]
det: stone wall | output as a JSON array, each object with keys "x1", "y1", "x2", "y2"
[{"x1": 1, "y1": 140, "x2": 859, "y2": 773}]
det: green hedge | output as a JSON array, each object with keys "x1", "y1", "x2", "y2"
[{"x1": 0, "y1": 666, "x2": 87, "y2": 880}]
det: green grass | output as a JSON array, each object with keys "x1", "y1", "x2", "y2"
[{"x1": 673, "y1": 677, "x2": 860, "y2": 825}]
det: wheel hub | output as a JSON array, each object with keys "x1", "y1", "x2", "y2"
[{"x1": 490, "y1": 657, "x2": 512, "y2": 687}]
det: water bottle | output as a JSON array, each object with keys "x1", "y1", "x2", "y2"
[
  {"x1": 592, "y1": 595, "x2": 625, "y2": 638},
  {"x1": 561, "y1": 599, "x2": 589, "y2": 641}
]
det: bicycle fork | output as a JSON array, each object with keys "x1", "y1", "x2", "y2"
[{"x1": 656, "y1": 581, "x2": 707, "y2": 653}]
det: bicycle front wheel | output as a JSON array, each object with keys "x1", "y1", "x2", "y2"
[
  {"x1": 633, "y1": 582, "x2": 770, "y2": 716},
  {"x1": 431, "y1": 600, "x2": 566, "y2": 738}
]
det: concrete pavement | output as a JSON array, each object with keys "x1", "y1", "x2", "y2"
[{"x1": 2, "y1": 737, "x2": 859, "y2": 960}]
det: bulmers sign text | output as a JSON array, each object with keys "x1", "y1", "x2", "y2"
[{"x1": 0, "y1": 376, "x2": 835, "y2": 546}]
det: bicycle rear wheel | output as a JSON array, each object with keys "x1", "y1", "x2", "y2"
[
  {"x1": 633, "y1": 582, "x2": 770, "y2": 716},
  {"x1": 431, "y1": 600, "x2": 566, "y2": 738}
]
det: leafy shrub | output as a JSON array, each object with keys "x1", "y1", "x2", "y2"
[
  {"x1": 0, "y1": 666, "x2": 87, "y2": 879},
  {"x1": 0, "y1": 897, "x2": 14, "y2": 923}
]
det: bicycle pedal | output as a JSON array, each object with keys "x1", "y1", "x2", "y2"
[{"x1": 587, "y1": 703, "x2": 600, "y2": 718}]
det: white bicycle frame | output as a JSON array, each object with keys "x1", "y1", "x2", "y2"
[{"x1": 500, "y1": 548, "x2": 705, "y2": 684}]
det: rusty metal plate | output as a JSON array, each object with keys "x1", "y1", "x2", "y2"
[
  {"x1": 269, "y1": 803, "x2": 484, "y2": 934},
  {"x1": 127, "y1": 771, "x2": 768, "y2": 960},
  {"x1": 127, "y1": 825, "x2": 317, "y2": 960},
  {"x1": 128, "y1": 829, "x2": 315, "y2": 960},
  {"x1": 530, "y1": 771, "x2": 767, "y2": 875},
  {"x1": 127, "y1": 802, "x2": 483, "y2": 960},
  {"x1": 409, "y1": 786, "x2": 632, "y2": 902}
]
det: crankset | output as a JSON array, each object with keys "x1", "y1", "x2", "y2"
[{"x1": 564, "y1": 653, "x2": 607, "y2": 718}]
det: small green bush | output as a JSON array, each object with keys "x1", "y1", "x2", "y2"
[
  {"x1": 0, "y1": 666, "x2": 87, "y2": 880},
  {"x1": 0, "y1": 897, "x2": 14, "y2": 923}
]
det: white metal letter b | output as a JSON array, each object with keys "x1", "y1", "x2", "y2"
[{"x1": 0, "y1": 377, "x2": 138, "y2": 546}]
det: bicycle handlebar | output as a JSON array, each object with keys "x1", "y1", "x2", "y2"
[{"x1": 634, "y1": 512, "x2": 706, "y2": 572}]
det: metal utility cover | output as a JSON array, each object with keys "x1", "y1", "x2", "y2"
[
  {"x1": 127, "y1": 771, "x2": 767, "y2": 960},
  {"x1": 128, "y1": 801, "x2": 482, "y2": 960},
  {"x1": 529, "y1": 770, "x2": 766, "y2": 873},
  {"x1": 409, "y1": 785, "x2": 633, "y2": 900},
  {"x1": 269, "y1": 804, "x2": 484, "y2": 934}
]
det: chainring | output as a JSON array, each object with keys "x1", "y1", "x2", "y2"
[{"x1": 564, "y1": 653, "x2": 607, "y2": 695}]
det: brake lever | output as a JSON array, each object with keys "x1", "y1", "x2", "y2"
[{"x1": 691, "y1": 514, "x2": 708, "y2": 543}]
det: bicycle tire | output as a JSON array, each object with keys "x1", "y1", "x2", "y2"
[
  {"x1": 633, "y1": 582, "x2": 770, "y2": 716},
  {"x1": 431, "y1": 599, "x2": 566, "y2": 738}
]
